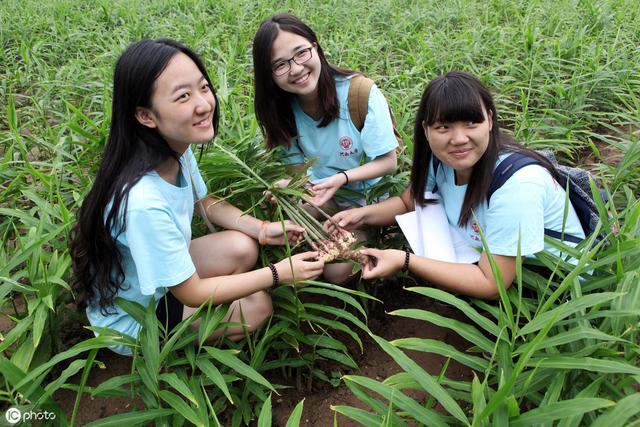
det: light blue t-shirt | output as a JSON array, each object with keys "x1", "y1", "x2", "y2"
[
  {"x1": 87, "y1": 148, "x2": 207, "y2": 356},
  {"x1": 283, "y1": 75, "x2": 398, "y2": 195},
  {"x1": 426, "y1": 153, "x2": 585, "y2": 258}
]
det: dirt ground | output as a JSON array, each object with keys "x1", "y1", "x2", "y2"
[{"x1": 52, "y1": 280, "x2": 476, "y2": 425}]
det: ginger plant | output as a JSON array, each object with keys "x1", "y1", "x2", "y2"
[{"x1": 206, "y1": 141, "x2": 368, "y2": 265}]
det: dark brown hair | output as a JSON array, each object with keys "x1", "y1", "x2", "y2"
[{"x1": 252, "y1": 13, "x2": 352, "y2": 148}]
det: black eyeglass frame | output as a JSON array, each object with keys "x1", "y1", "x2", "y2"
[{"x1": 271, "y1": 47, "x2": 314, "y2": 76}]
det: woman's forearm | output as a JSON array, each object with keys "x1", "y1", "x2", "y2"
[
  {"x1": 342, "y1": 150, "x2": 396, "y2": 183},
  {"x1": 408, "y1": 250, "x2": 516, "y2": 299},
  {"x1": 202, "y1": 197, "x2": 262, "y2": 238},
  {"x1": 171, "y1": 268, "x2": 273, "y2": 308}
]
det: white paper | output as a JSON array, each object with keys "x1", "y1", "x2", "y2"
[{"x1": 396, "y1": 192, "x2": 480, "y2": 263}]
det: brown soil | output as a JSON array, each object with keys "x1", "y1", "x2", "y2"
[{"x1": 52, "y1": 281, "x2": 477, "y2": 425}]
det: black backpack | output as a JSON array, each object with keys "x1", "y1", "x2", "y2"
[{"x1": 432, "y1": 151, "x2": 608, "y2": 244}]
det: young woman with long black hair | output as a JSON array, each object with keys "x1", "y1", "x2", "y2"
[{"x1": 70, "y1": 39, "x2": 324, "y2": 355}]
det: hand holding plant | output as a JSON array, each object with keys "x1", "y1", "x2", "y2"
[
  {"x1": 358, "y1": 248, "x2": 404, "y2": 279},
  {"x1": 326, "y1": 207, "x2": 367, "y2": 231},
  {"x1": 274, "y1": 251, "x2": 325, "y2": 283},
  {"x1": 261, "y1": 220, "x2": 306, "y2": 246},
  {"x1": 307, "y1": 173, "x2": 346, "y2": 206}
]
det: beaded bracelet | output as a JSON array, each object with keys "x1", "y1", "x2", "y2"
[
  {"x1": 402, "y1": 246, "x2": 412, "y2": 273},
  {"x1": 268, "y1": 263, "x2": 279, "y2": 286},
  {"x1": 340, "y1": 171, "x2": 349, "y2": 185}
]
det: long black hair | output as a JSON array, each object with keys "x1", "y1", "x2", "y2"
[
  {"x1": 70, "y1": 39, "x2": 219, "y2": 314},
  {"x1": 410, "y1": 71, "x2": 558, "y2": 227},
  {"x1": 252, "y1": 13, "x2": 353, "y2": 149}
]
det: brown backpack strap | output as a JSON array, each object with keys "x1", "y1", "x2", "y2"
[
  {"x1": 348, "y1": 74, "x2": 405, "y2": 153},
  {"x1": 348, "y1": 75, "x2": 374, "y2": 132}
]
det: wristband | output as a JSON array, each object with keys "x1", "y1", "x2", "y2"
[
  {"x1": 340, "y1": 171, "x2": 349, "y2": 185},
  {"x1": 268, "y1": 263, "x2": 279, "y2": 286},
  {"x1": 402, "y1": 246, "x2": 411, "y2": 273}
]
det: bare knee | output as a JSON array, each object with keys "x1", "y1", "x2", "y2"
[
  {"x1": 229, "y1": 231, "x2": 259, "y2": 273},
  {"x1": 238, "y1": 291, "x2": 273, "y2": 331},
  {"x1": 322, "y1": 263, "x2": 354, "y2": 285}
]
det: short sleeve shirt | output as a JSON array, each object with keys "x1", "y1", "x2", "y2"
[
  {"x1": 86, "y1": 148, "x2": 207, "y2": 355},
  {"x1": 283, "y1": 75, "x2": 398, "y2": 194},
  {"x1": 426, "y1": 153, "x2": 585, "y2": 257}
]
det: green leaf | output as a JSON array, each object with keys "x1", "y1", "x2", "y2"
[
  {"x1": 517, "y1": 292, "x2": 622, "y2": 337},
  {"x1": 159, "y1": 372, "x2": 199, "y2": 406},
  {"x1": 332, "y1": 405, "x2": 384, "y2": 426},
  {"x1": 390, "y1": 308, "x2": 494, "y2": 353},
  {"x1": 197, "y1": 303, "x2": 229, "y2": 346},
  {"x1": 514, "y1": 326, "x2": 624, "y2": 355},
  {"x1": 159, "y1": 390, "x2": 203, "y2": 426},
  {"x1": 203, "y1": 347, "x2": 276, "y2": 392},
  {"x1": 303, "y1": 303, "x2": 368, "y2": 332},
  {"x1": 195, "y1": 358, "x2": 234, "y2": 404},
  {"x1": 591, "y1": 393, "x2": 640, "y2": 427},
  {"x1": 91, "y1": 374, "x2": 140, "y2": 397},
  {"x1": 406, "y1": 287, "x2": 500, "y2": 336},
  {"x1": 285, "y1": 399, "x2": 305, "y2": 427},
  {"x1": 298, "y1": 287, "x2": 368, "y2": 318},
  {"x1": 392, "y1": 338, "x2": 488, "y2": 371},
  {"x1": 84, "y1": 409, "x2": 175, "y2": 426},
  {"x1": 525, "y1": 356, "x2": 640, "y2": 375},
  {"x1": 258, "y1": 394, "x2": 272, "y2": 427},
  {"x1": 32, "y1": 302, "x2": 48, "y2": 348},
  {"x1": 510, "y1": 398, "x2": 615, "y2": 427},
  {"x1": 316, "y1": 348, "x2": 358, "y2": 369},
  {"x1": 0, "y1": 315, "x2": 33, "y2": 352},
  {"x1": 344, "y1": 375, "x2": 448, "y2": 427}
]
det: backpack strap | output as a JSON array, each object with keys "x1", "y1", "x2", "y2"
[
  {"x1": 488, "y1": 152, "x2": 541, "y2": 204},
  {"x1": 348, "y1": 75, "x2": 405, "y2": 153},
  {"x1": 348, "y1": 75, "x2": 374, "y2": 132},
  {"x1": 488, "y1": 152, "x2": 584, "y2": 243}
]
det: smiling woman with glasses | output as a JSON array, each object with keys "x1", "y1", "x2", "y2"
[{"x1": 252, "y1": 13, "x2": 399, "y2": 285}]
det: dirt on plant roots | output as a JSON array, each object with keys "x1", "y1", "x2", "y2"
[{"x1": 52, "y1": 279, "x2": 478, "y2": 425}]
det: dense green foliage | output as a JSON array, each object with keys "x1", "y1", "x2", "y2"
[{"x1": 1, "y1": 0, "x2": 638, "y2": 425}]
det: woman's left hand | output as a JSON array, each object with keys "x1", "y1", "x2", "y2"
[
  {"x1": 262, "y1": 220, "x2": 306, "y2": 246},
  {"x1": 359, "y1": 248, "x2": 405, "y2": 279},
  {"x1": 307, "y1": 173, "x2": 347, "y2": 206}
]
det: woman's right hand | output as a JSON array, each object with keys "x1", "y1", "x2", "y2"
[
  {"x1": 264, "y1": 178, "x2": 293, "y2": 204},
  {"x1": 326, "y1": 207, "x2": 367, "y2": 232},
  {"x1": 274, "y1": 251, "x2": 324, "y2": 284}
]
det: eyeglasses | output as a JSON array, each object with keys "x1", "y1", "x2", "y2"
[{"x1": 271, "y1": 47, "x2": 313, "y2": 76}]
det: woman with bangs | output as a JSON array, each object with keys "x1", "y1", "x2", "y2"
[
  {"x1": 328, "y1": 71, "x2": 584, "y2": 299},
  {"x1": 252, "y1": 13, "x2": 398, "y2": 283}
]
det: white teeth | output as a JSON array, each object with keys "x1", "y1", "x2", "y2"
[{"x1": 293, "y1": 73, "x2": 309, "y2": 84}]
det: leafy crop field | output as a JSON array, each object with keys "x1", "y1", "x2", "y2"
[{"x1": 1, "y1": 0, "x2": 639, "y2": 425}]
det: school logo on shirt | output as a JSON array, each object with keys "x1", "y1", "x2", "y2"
[
  {"x1": 338, "y1": 136, "x2": 358, "y2": 157},
  {"x1": 339, "y1": 136, "x2": 353, "y2": 150}
]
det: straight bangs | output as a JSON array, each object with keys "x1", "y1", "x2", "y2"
[{"x1": 423, "y1": 79, "x2": 486, "y2": 126}]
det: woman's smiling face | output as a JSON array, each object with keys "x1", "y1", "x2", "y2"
[
  {"x1": 270, "y1": 30, "x2": 321, "y2": 100},
  {"x1": 424, "y1": 107, "x2": 493, "y2": 184},
  {"x1": 136, "y1": 52, "x2": 216, "y2": 153}
]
